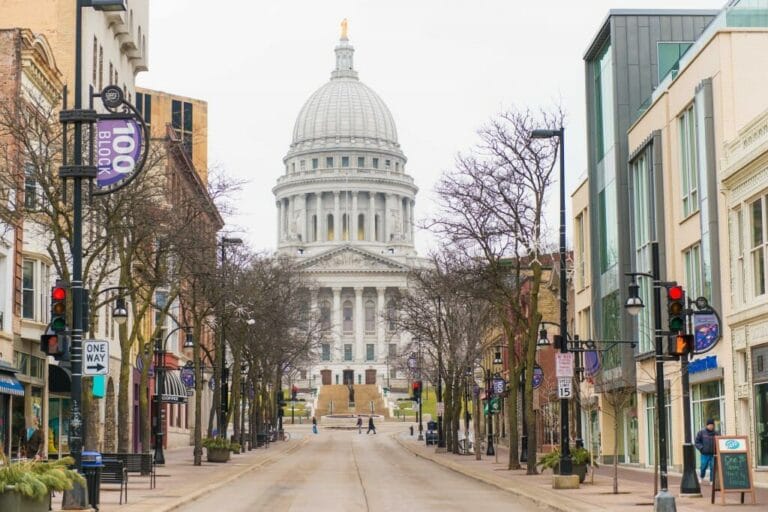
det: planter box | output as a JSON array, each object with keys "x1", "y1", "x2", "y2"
[
  {"x1": 0, "y1": 491, "x2": 49, "y2": 512},
  {"x1": 206, "y1": 447, "x2": 230, "y2": 463}
]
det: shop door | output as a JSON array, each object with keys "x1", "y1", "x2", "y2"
[
  {"x1": 365, "y1": 370, "x2": 376, "y2": 385},
  {"x1": 757, "y1": 383, "x2": 768, "y2": 466},
  {"x1": 321, "y1": 370, "x2": 332, "y2": 386}
]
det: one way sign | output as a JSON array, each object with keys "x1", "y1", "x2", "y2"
[{"x1": 83, "y1": 339, "x2": 109, "y2": 376}]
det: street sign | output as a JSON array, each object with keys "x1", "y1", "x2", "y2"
[
  {"x1": 493, "y1": 377, "x2": 506, "y2": 395},
  {"x1": 437, "y1": 402, "x2": 444, "y2": 415},
  {"x1": 557, "y1": 377, "x2": 572, "y2": 399},
  {"x1": 555, "y1": 352, "x2": 574, "y2": 378},
  {"x1": 83, "y1": 339, "x2": 109, "y2": 376}
]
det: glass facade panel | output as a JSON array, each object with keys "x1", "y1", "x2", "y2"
[
  {"x1": 594, "y1": 42, "x2": 615, "y2": 162},
  {"x1": 599, "y1": 182, "x2": 619, "y2": 272},
  {"x1": 680, "y1": 106, "x2": 699, "y2": 217},
  {"x1": 630, "y1": 153, "x2": 653, "y2": 353},
  {"x1": 645, "y1": 392, "x2": 673, "y2": 466},
  {"x1": 601, "y1": 291, "x2": 621, "y2": 369},
  {"x1": 657, "y1": 42, "x2": 693, "y2": 82},
  {"x1": 684, "y1": 244, "x2": 703, "y2": 300}
]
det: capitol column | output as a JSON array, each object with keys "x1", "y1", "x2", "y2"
[
  {"x1": 376, "y1": 287, "x2": 386, "y2": 362},
  {"x1": 368, "y1": 193, "x2": 376, "y2": 242},
  {"x1": 351, "y1": 191, "x2": 358, "y2": 241},
  {"x1": 403, "y1": 197, "x2": 410, "y2": 241},
  {"x1": 410, "y1": 199, "x2": 415, "y2": 241},
  {"x1": 354, "y1": 287, "x2": 364, "y2": 362},
  {"x1": 297, "y1": 193, "x2": 307, "y2": 242},
  {"x1": 334, "y1": 192, "x2": 341, "y2": 242},
  {"x1": 277, "y1": 199, "x2": 283, "y2": 241},
  {"x1": 316, "y1": 192, "x2": 323, "y2": 242},
  {"x1": 332, "y1": 287, "x2": 342, "y2": 359}
]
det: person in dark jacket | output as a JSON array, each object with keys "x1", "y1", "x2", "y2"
[
  {"x1": 24, "y1": 416, "x2": 44, "y2": 460},
  {"x1": 366, "y1": 416, "x2": 376, "y2": 435},
  {"x1": 695, "y1": 418, "x2": 719, "y2": 483}
]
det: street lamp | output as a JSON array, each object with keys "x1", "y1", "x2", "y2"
[
  {"x1": 624, "y1": 240, "x2": 677, "y2": 512},
  {"x1": 218, "y1": 236, "x2": 243, "y2": 439},
  {"x1": 530, "y1": 126, "x2": 571, "y2": 476},
  {"x1": 484, "y1": 350, "x2": 501, "y2": 456},
  {"x1": 154, "y1": 325, "x2": 193, "y2": 465},
  {"x1": 239, "y1": 364, "x2": 249, "y2": 453}
]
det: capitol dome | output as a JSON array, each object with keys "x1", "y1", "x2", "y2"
[{"x1": 288, "y1": 34, "x2": 402, "y2": 155}]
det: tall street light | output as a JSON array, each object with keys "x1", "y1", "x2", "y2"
[
  {"x1": 218, "y1": 236, "x2": 243, "y2": 439},
  {"x1": 530, "y1": 127, "x2": 571, "y2": 475},
  {"x1": 436, "y1": 296, "x2": 445, "y2": 449},
  {"x1": 625, "y1": 240, "x2": 676, "y2": 512}
]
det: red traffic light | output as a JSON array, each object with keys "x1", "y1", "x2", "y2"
[
  {"x1": 668, "y1": 286, "x2": 684, "y2": 301},
  {"x1": 52, "y1": 287, "x2": 66, "y2": 301}
]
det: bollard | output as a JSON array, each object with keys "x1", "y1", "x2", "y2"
[{"x1": 410, "y1": 425, "x2": 414, "y2": 436}]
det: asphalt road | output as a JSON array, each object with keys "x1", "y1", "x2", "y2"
[{"x1": 182, "y1": 424, "x2": 543, "y2": 512}]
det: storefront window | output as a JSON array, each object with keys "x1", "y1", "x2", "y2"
[
  {"x1": 645, "y1": 392, "x2": 673, "y2": 467},
  {"x1": 692, "y1": 380, "x2": 724, "y2": 433},
  {"x1": 0, "y1": 394, "x2": 8, "y2": 457},
  {"x1": 756, "y1": 383, "x2": 768, "y2": 466},
  {"x1": 48, "y1": 397, "x2": 71, "y2": 455}
]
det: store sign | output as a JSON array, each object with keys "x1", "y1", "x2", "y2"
[
  {"x1": 689, "y1": 355, "x2": 717, "y2": 375},
  {"x1": 96, "y1": 118, "x2": 142, "y2": 189},
  {"x1": 693, "y1": 311, "x2": 721, "y2": 354}
]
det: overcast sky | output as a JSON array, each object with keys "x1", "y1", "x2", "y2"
[{"x1": 137, "y1": 0, "x2": 725, "y2": 254}]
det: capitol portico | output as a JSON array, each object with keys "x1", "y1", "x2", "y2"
[{"x1": 273, "y1": 24, "x2": 419, "y2": 390}]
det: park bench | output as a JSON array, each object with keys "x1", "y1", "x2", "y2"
[
  {"x1": 100, "y1": 459, "x2": 128, "y2": 504},
  {"x1": 102, "y1": 453, "x2": 156, "y2": 489}
]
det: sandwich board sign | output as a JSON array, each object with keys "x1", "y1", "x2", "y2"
[
  {"x1": 711, "y1": 435, "x2": 756, "y2": 505},
  {"x1": 83, "y1": 339, "x2": 109, "y2": 376}
]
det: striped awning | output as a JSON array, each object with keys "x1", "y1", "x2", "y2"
[
  {"x1": 0, "y1": 372, "x2": 25, "y2": 396},
  {"x1": 158, "y1": 370, "x2": 188, "y2": 404}
]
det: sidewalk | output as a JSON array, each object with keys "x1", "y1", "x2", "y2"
[
  {"x1": 51, "y1": 435, "x2": 307, "y2": 512},
  {"x1": 395, "y1": 432, "x2": 766, "y2": 511}
]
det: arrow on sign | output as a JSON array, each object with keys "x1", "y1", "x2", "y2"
[{"x1": 87, "y1": 363, "x2": 105, "y2": 373}]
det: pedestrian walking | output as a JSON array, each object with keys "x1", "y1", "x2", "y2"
[
  {"x1": 356, "y1": 416, "x2": 363, "y2": 434},
  {"x1": 695, "y1": 418, "x2": 719, "y2": 483},
  {"x1": 366, "y1": 416, "x2": 376, "y2": 435},
  {"x1": 23, "y1": 416, "x2": 44, "y2": 460},
  {"x1": 312, "y1": 416, "x2": 318, "y2": 434}
]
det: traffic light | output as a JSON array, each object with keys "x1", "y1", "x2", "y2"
[
  {"x1": 412, "y1": 380, "x2": 422, "y2": 400},
  {"x1": 669, "y1": 334, "x2": 693, "y2": 358},
  {"x1": 50, "y1": 282, "x2": 68, "y2": 333},
  {"x1": 40, "y1": 332, "x2": 68, "y2": 359},
  {"x1": 667, "y1": 285, "x2": 686, "y2": 333}
]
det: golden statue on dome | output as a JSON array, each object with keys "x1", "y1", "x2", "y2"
[{"x1": 341, "y1": 18, "x2": 348, "y2": 39}]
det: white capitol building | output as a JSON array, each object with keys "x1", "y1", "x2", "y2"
[{"x1": 273, "y1": 26, "x2": 419, "y2": 390}]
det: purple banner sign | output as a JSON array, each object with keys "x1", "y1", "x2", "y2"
[
  {"x1": 693, "y1": 311, "x2": 720, "y2": 354},
  {"x1": 584, "y1": 350, "x2": 601, "y2": 377},
  {"x1": 180, "y1": 366, "x2": 195, "y2": 388},
  {"x1": 96, "y1": 118, "x2": 142, "y2": 188},
  {"x1": 532, "y1": 365, "x2": 544, "y2": 389}
]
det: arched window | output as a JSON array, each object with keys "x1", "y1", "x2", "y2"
[
  {"x1": 320, "y1": 300, "x2": 331, "y2": 330},
  {"x1": 365, "y1": 300, "x2": 375, "y2": 333},
  {"x1": 327, "y1": 214, "x2": 334, "y2": 240},
  {"x1": 357, "y1": 214, "x2": 365, "y2": 240},
  {"x1": 311, "y1": 215, "x2": 318, "y2": 242},
  {"x1": 342, "y1": 300, "x2": 353, "y2": 333},
  {"x1": 386, "y1": 300, "x2": 397, "y2": 332}
]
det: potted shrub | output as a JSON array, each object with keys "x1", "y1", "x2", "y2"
[
  {"x1": 537, "y1": 449, "x2": 561, "y2": 474},
  {"x1": 229, "y1": 442, "x2": 242, "y2": 454},
  {"x1": 0, "y1": 456, "x2": 85, "y2": 512},
  {"x1": 203, "y1": 437, "x2": 231, "y2": 463},
  {"x1": 537, "y1": 447, "x2": 597, "y2": 483}
]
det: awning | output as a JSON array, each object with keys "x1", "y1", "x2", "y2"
[
  {"x1": 0, "y1": 372, "x2": 25, "y2": 396},
  {"x1": 158, "y1": 370, "x2": 188, "y2": 404}
]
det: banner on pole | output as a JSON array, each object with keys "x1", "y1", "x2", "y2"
[{"x1": 96, "y1": 118, "x2": 142, "y2": 189}]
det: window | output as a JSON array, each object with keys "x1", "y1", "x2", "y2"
[
  {"x1": 630, "y1": 152, "x2": 653, "y2": 353},
  {"x1": 645, "y1": 392, "x2": 673, "y2": 466},
  {"x1": 601, "y1": 291, "x2": 621, "y2": 369},
  {"x1": 365, "y1": 300, "x2": 375, "y2": 333},
  {"x1": 342, "y1": 300, "x2": 353, "y2": 333},
  {"x1": 358, "y1": 157, "x2": 365, "y2": 168},
  {"x1": 357, "y1": 214, "x2": 365, "y2": 240},
  {"x1": 594, "y1": 41, "x2": 614, "y2": 161},
  {"x1": 385, "y1": 159, "x2": 391, "y2": 169},
  {"x1": 320, "y1": 301, "x2": 331, "y2": 330},
  {"x1": 291, "y1": 163, "x2": 295, "y2": 173},
  {"x1": 312, "y1": 215, "x2": 318, "y2": 242},
  {"x1": 395, "y1": 162, "x2": 400, "y2": 172},
  {"x1": 734, "y1": 208, "x2": 747, "y2": 305},
  {"x1": 24, "y1": 163, "x2": 37, "y2": 210},
  {"x1": 321, "y1": 343, "x2": 330, "y2": 361},
  {"x1": 372, "y1": 158, "x2": 379, "y2": 169},
  {"x1": 92, "y1": 37, "x2": 97, "y2": 83},
  {"x1": 599, "y1": 181, "x2": 618, "y2": 272},
  {"x1": 341, "y1": 156, "x2": 349, "y2": 167},
  {"x1": 109, "y1": 62, "x2": 113, "y2": 85},
  {"x1": 752, "y1": 197, "x2": 766, "y2": 296},
  {"x1": 172, "y1": 99, "x2": 193, "y2": 159},
  {"x1": 684, "y1": 244, "x2": 703, "y2": 300},
  {"x1": 575, "y1": 213, "x2": 586, "y2": 289},
  {"x1": 366, "y1": 344, "x2": 374, "y2": 361},
  {"x1": 344, "y1": 344, "x2": 353, "y2": 361},
  {"x1": 386, "y1": 300, "x2": 396, "y2": 331},
  {"x1": 680, "y1": 105, "x2": 699, "y2": 217},
  {"x1": 300, "y1": 160, "x2": 306, "y2": 171},
  {"x1": 658, "y1": 42, "x2": 693, "y2": 82},
  {"x1": 22, "y1": 259, "x2": 34, "y2": 319},
  {"x1": 135, "y1": 92, "x2": 151, "y2": 129},
  {"x1": 327, "y1": 214, "x2": 334, "y2": 240},
  {"x1": 326, "y1": 157, "x2": 334, "y2": 168},
  {"x1": 692, "y1": 381, "x2": 725, "y2": 436},
  {"x1": 342, "y1": 214, "x2": 349, "y2": 241},
  {"x1": 312, "y1": 158, "x2": 319, "y2": 170},
  {"x1": 98, "y1": 46, "x2": 103, "y2": 91},
  {"x1": 388, "y1": 343, "x2": 397, "y2": 357}
]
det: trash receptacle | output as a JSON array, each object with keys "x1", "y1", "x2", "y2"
[{"x1": 82, "y1": 451, "x2": 103, "y2": 510}]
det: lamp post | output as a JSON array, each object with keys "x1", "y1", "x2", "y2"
[
  {"x1": 436, "y1": 296, "x2": 445, "y2": 449},
  {"x1": 625, "y1": 240, "x2": 676, "y2": 512},
  {"x1": 218, "y1": 236, "x2": 243, "y2": 439},
  {"x1": 154, "y1": 325, "x2": 193, "y2": 465},
  {"x1": 531, "y1": 127, "x2": 570, "y2": 475},
  {"x1": 240, "y1": 364, "x2": 248, "y2": 452}
]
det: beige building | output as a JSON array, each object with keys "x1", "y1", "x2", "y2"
[{"x1": 627, "y1": 7, "x2": 768, "y2": 475}]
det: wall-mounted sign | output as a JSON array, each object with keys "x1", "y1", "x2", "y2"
[
  {"x1": 693, "y1": 311, "x2": 721, "y2": 354},
  {"x1": 689, "y1": 355, "x2": 718, "y2": 375},
  {"x1": 584, "y1": 350, "x2": 601, "y2": 377},
  {"x1": 96, "y1": 118, "x2": 142, "y2": 189},
  {"x1": 555, "y1": 352, "x2": 574, "y2": 378}
]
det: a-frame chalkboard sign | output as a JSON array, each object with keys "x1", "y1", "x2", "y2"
[{"x1": 711, "y1": 435, "x2": 756, "y2": 505}]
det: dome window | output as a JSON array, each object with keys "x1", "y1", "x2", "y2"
[
  {"x1": 327, "y1": 214, "x2": 335, "y2": 240},
  {"x1": 326, "y1": 157, "x2": 334, "y2": 169},
  {"x1": 292, "y1": 163, "x2": 295, "y2": 173},
  {"x1": 357, "y1": 214, "x2": 365, "y2": 240},
  {"x1": 312, "y1": 158, "x2": 318, "y2": 170},
  {"x1": 372, "y1": 158, "x2": 379, "y2": 169},
  {"x1": 385, "y1": 159, "x2": 391, "y2": 169},
  {"x1": 342, "y1": 156, "x2": 349, "y2": 168},
  {"x1": 300, "y1": 160, "x2": 306, "y2": 171},
  {"x1": 357, "y1": 157, "x2": 365, "y2": 168}
]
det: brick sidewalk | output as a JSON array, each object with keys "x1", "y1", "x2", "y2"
[
  {"x1": 395, "y1": 432, "x2": 766, "y2": 511},
  {"x1": 50, "y1": 434, "x2": 307, "y2": 512}
]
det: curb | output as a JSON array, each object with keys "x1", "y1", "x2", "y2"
[
  {"x1": 157, "y1": 437, "x2": 309, "y2": 512},
  {"x1": 394, "y1": 434, "x2": 594, "y2": 512}
]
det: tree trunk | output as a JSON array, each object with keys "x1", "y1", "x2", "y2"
[
  {"x1": 474, "y1": 392, "x2": 482, "y2": 460},
  {"x1": 139, "y1": 347, "x2": 152, "y2": 453},
  {"x1": 117, "y1": 323, "x2": 132, "y2": 452},
  {"x1": 507, "y1": 370, "x2": 521, "y2": 470},
  {"x1": 193, "y1": 321, "x2": 203, "y2": 465},
  {"x1": 613, "y1": 409, "x2": 620, "y2": 494},
  {"x1": 231, "y1": 356, "x2": 242, "y2": 443}
]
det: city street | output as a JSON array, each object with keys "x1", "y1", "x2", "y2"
[{"x1": 183, "y1": 424, "x2": 543, "y2": 512}]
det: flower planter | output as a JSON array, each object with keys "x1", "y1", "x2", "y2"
[
  {"x1": 0, "y1": 489, "x2": 49, "y2": 512},
  {"x1": 573, "y1": 463, "x2": 587, "y2": 483},
  {"x1": 206, "y1": 447, "x2": 231, "y2": 463}
]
